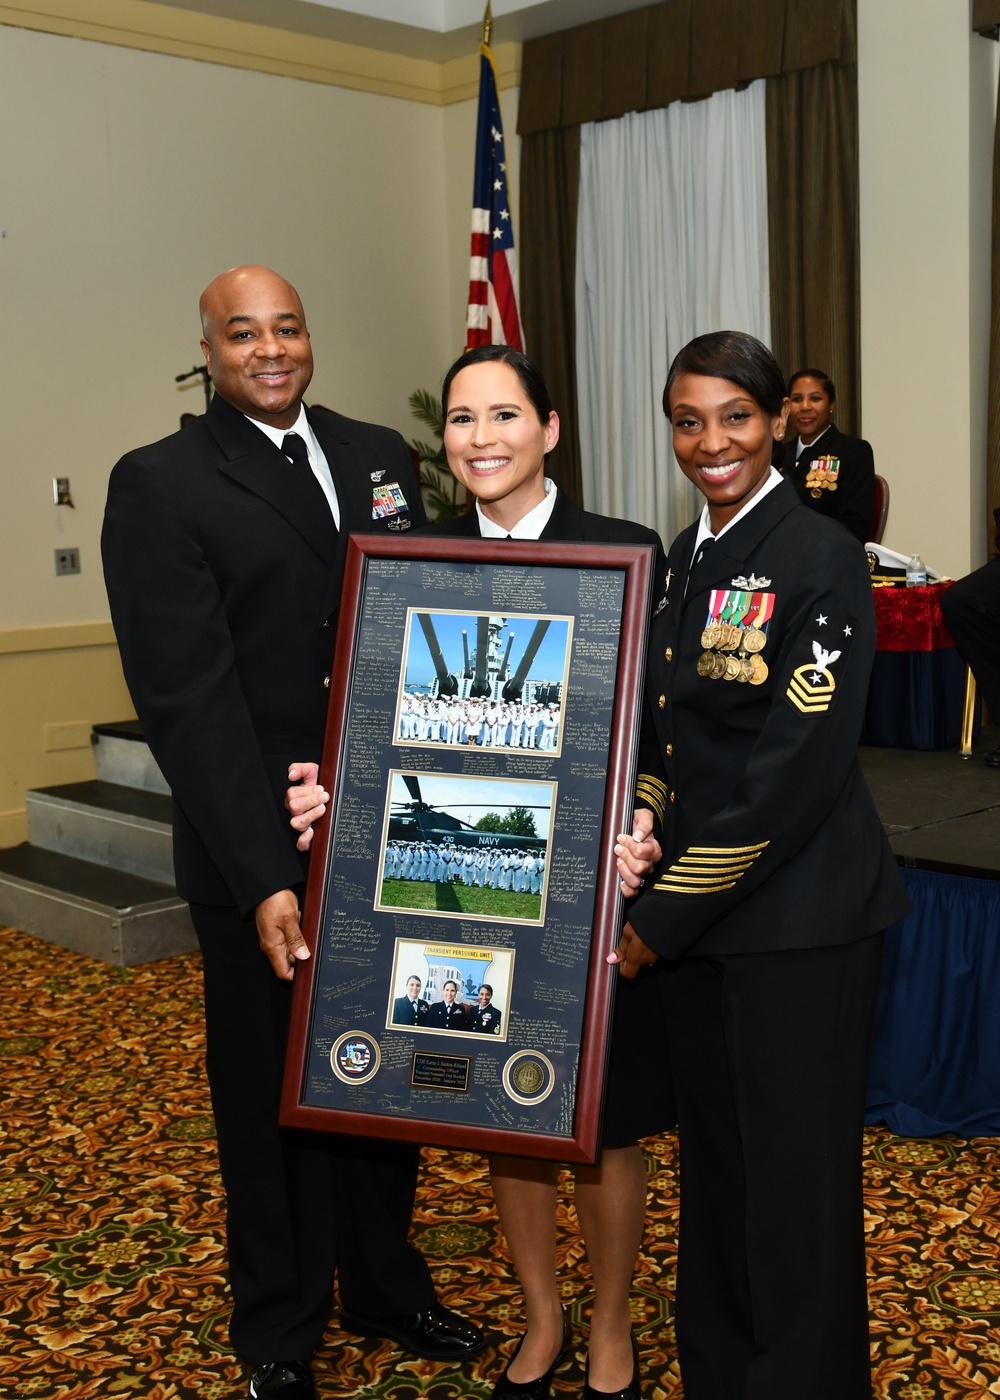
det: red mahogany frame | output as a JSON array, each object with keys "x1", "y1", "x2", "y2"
[{"x1": 280, "y1": 535, "x2": 654, "y2": 1164}]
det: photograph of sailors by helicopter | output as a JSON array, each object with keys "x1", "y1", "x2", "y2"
[
  {"x1": 394, "y1": 610, "x2": 572, "y2": 756},
  {"x1": 376, "y1": 772, "x2": 555, "y2": 924},
  {"x1": 386, "y1": 940, "x2": 513, "y2": 1040}
]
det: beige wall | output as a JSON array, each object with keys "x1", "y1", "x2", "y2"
[
  {"x1": 0, "y1": 626, "x2": 134, "y2": 846},
  {"x1": 858, "y1": 0, "x2": 998, "y2": 578},
  {"x1": 0, "y1": 21, "x2": 522, "y2": 843},
  {"x1": 0, "y1": 22, "x2": 455, "y2": 633}
]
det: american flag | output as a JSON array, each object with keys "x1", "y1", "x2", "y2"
[{"x1": 465, "y1": 41, "x2": 523, "y2": 351}]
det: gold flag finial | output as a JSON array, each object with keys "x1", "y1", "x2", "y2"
[{"x1": 482, "y1": 0, "x2": 493, "y2": 46}]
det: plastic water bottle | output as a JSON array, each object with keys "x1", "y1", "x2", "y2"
[{"x1": 906, "y1": 554, "x2": 927, "y2": 587}]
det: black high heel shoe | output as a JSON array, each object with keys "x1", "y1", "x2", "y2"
[
  {"x1": 582, "y1": 1334, "x2": 640, "y2": 1400},
  {"x1": 491, "y1": 1311, "x2": 572, "y2": 1400}
]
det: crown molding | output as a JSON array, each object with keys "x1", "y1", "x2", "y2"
[{"x1": 0, "y1": 0, "x2": 521, "y2": 102}]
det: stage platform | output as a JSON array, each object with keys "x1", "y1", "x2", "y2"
[{"x1": 860, "y1": 726, "x2": 1000, "y2": 880}]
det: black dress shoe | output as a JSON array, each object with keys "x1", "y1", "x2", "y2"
[
  {"x1": 985, "y1": 746, "x2": 1000, "y2": 768},
  {"x1": 248, "y1": 1360, "x2": 315, "y2": 1399},
  {"x1": 339, "y1": 1302, "x2": 487, "y2": 1360},
  {"x1": 492, "y1": 1311, "x2": 572, "y2": 1400},
  {"x1": 582, "y1": 1335, "x2": 640, "y2": 1400}
]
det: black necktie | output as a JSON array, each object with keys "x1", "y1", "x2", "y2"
[
  {"x1": 684, "y1": 537, "x2": 714, "y2": 600},
  {"x1": 281, "y1": 431, "x2": 335, "y2": 525},
  {"x1": 692, "y1": 537, "x2": 715, "y2": 571},
  {"x1": 282, "y1": 431, "x2": 311, "y2": 469}
]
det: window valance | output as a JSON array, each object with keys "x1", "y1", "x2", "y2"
[{"x1": 518, "y1": 0, "x2": 856, "y2": 135}]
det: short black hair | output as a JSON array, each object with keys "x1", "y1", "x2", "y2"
[
  {"x1": 479, "y1": 984, "x2": 493, "y2": 997},
  {"x1": 441, "y1": 344, "x2": 554, "y2": 424},
  {"x1": 662, "y1": 331, "x2": 786, "y2": 420},
  {"x1": 788, "y1": 367, "x2": 836, "y2": 401},
  {"x1": 443, "y1": 979, "x2": 458, "y2": 992}
]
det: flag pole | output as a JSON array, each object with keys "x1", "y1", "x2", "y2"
[{"x1": 482, "y1": 0, "x2": 493, "y2": 47}]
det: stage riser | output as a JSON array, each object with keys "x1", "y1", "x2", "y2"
[
  {"x1": 26, "y1": 790, "x2": 174, "y2": 885},
  {"x1": 92, "y1": 731, "x2": 169, "y2": 795},
  {"x1": 0, "y1": 873, "x2": 196, "y2": 967}
]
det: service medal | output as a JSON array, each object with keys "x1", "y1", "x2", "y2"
[
  {"x1": 710, "y1": 654, "x2": 727, "y2": 679},
  {"x1": 701, "y1": 623, "x2": 722, "y2": 649},
  {"x1": 810, "y1": 487, "x2": 821, "y2": 498},
  {"x1": 737, "y1": 658, "x2": 752, "y2": 683},
  {"x1": 697, "y1": 651, "x2": 715, "y2": 677},
  {"x1": 743, "y1": 626, "x2": 766, "y2": 653},
  {"x1": 749, "y1": 655, "x2": 768, "y2": 685},
  {"x1": 723, "y1": 656, "x2": 741, "y2": 681}
]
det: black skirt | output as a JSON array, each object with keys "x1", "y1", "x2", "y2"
[{"x1": 600, "y1": 963, "x2": 676, "y2": 1146}]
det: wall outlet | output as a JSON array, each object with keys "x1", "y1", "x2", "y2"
[
  {"x1": 55, "y1": 548, "x2": 80, "y2": 576},
  {"x1": 44, "y1": 720, "x2": 92, "y2": 753}
]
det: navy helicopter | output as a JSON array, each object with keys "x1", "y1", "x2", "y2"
[{"x1": 387, "y1": 774, "x2": 548, "y2": 852}]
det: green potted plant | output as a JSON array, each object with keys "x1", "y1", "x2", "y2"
[{"x1": 407, "y1": 389, "x2": 466, "y2": 521}]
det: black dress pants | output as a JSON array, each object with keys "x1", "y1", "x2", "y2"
[
  {"x1": 661, "y1": 934, "x2": 883, "y2": 1400},
  {"x1": 939, "y1": 558, "x2": 1000, "y2": 720},
  {"x1": 191, "y1": 902, "x2": 437, "y2": 1363}
]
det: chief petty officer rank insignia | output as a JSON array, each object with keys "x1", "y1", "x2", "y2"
[
  {"x1": 803, "y1": 456, "x2": 840, "y2": 498},
  {"x1": 787, "y1": 641, "x2": 842, "y2": 714},
  {"x1": 697, "y1": 587, "x2": 774, "y2": 685}
]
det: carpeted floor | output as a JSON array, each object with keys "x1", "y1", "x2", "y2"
[{"x1": 1, "y1": 926, "x2": 999, "y2": 1400}]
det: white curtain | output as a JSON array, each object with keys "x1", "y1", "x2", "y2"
[{"x1": 575, "y1": 81, "x2": 771, "y2": 545}]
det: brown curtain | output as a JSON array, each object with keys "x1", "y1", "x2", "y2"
[
  {"x1": 989, "y1": 58, "x2": 1000, "y2": 549},
  {"x1": 765, "y1": 60, "x2": 861, "y2": 433},
  {"x1": 518, "y1": 127, "x2": 583, "y2": 504},
  {"x1": 518, "y1": 0, "x2": 851, "y2": 136},
  {"x1": 974, "y1": 0, "x2": 1000, "y2": 38},
  {"x1": 516, "y1": 0, "x2": 857, "y2": 501}
]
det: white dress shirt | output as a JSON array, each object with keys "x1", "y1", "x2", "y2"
[
  {"x1": 476, "y1": 476, "x2": 558, "y2": 539},
  {"x1": 245, "y1": 404, "x2": 341, "y2": 529}
]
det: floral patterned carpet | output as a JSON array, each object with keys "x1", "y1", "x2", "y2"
[{"x1": 1, "y1": 925, "x2": 999, "y2": 1400}]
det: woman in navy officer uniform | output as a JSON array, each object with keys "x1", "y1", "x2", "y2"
[
  {"x1": 611, "y1": 332, "x2": 908, "y2": 1400},
  {"x1": 288, "y1": 345, "x2": 673, "y2": 1400}
]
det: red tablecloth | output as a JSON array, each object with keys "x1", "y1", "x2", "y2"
[{"x1": 872, "y1": 581, "x2": 956, "y2": 652}]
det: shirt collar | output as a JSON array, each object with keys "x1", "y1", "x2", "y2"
[
  {"x1": 691, "y1": 466, "x2": 785, "y2": 555},
  {"x1": 794, "y1": 423, "x2": 832, "y2": 459},
  {"x1": 243, "y1": 404, "x2": 316, "y2": 459},
  {"x1": 476, "y1": 478, "x2": 558, "y2": 539}
]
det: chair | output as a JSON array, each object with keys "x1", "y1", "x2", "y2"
[{"x1": 870, "y1": 474, "x2": 890, "y2": 544}]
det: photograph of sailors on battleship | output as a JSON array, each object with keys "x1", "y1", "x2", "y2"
[
  {"x1": 393, "y1": 610, "x2": 573, "y2": 757},
  {"x1": 376, "y1": 771, "x2": 556, "y2": 924}
]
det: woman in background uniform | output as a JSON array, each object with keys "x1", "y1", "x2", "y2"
[{"x1": 775, "y1": 367, "x2": 875, "y2": 546}]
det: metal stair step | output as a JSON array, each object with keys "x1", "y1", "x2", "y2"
[
  {"x1": 91, "y1": 721, "x2": 169, "y2": 794},
  {"x1": 0, "y1": 844, "x2": 197, "y2": 967},
  {"x1": 26, "y1": 780, "x2": 174, "y2": 884}
]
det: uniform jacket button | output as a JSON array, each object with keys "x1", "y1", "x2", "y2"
[
  {"x1": 669, "y1": 790, "x2": 676, "y2": 804},
  {"x1": 323, "y1": 676, "x2": 330, "y2": 689},
  {"x1": 321, "y1": 619, "x2": 330, "y2": 629},
  {"x1": 658, "y1": 694, "x2": 666, "y2": 709},
  {"x1": 666, "y1": 743, "x2": 674, "y2": 757},
  {"x1": 664, "y1": 647, "x2": 673, "y2": 662}
]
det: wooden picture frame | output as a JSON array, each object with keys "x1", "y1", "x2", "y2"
[{"x1": 280, "y1": 535, "x2": 654, "y2": 1164}]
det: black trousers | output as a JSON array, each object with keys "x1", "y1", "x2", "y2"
[
  {"x1": 661, "y1": 934, "x2": 884, "y2": 1400},
  {"x1": 939, "y1": 558, "x2": 1000, "y2": 720},
  {"x1": 191, "y1": 902, "x2": 437, "y2": 1364}
]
